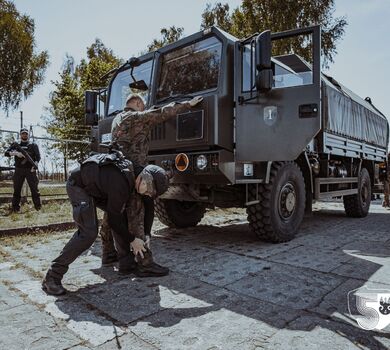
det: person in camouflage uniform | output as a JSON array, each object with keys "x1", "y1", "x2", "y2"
[
  {"x1": 383, "y1": 152, "x2": 390, "y2": 208},
  {"x1": 100, "y1": 94, "x2": 203, "y2": 272}
]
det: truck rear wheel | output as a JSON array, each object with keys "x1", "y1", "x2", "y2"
[
  {"x1": 155, "y1": 199, "x2": 206, "y2": 228},
  {"x1": 246, "y1": 162, "x2": 306, "y2": 243},
  {"x1": 343, "y1": 168, "x2": 371, "y2": 218}
]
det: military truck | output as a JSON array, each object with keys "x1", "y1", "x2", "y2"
[{"x1": 85, "y1": 25, "x2": 389, "y2": 243}]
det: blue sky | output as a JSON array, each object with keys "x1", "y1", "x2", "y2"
[{"x1": 1, "y1": 0, "x2": 389, "y2": 135}]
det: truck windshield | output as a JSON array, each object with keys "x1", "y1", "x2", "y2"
[
  {"x1": 107, "y1": 60, "x2": 153, "y2": 116},
  {"x1": 156, "y1": 36, "x2": 222, "y2": 101}
]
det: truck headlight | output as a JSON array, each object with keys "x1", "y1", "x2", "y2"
[{"x1": 196, "y1": 155, "x2": 208, "y2": 170}]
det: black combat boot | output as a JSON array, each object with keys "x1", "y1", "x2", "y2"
[
  {"x1": 136, "y1": 263, "x2": 170, "y2": 277},
  {"x1": 136, "y1": 249, "x2": 169, "y2": 277},
  {"x1": 42, "y1": 275, "x2": 66, "y2": 296}
]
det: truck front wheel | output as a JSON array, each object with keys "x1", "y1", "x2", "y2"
[
  {"x1": 155, "y1": 199, "x2": 206, "y2": 228},
  {"x1": 343, "y1": 168, "x2": 371, "y2": 218},
  {"x1": 247, "y1": 162, "x2": 306, "y2": 243}
]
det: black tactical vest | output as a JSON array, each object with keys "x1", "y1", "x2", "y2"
[{"x1": 82, "y1": 152, "x2": 135, "y2": 190}]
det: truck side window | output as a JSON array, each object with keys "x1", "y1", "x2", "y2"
[
  {"x1": 241, "y1": 46, "x2": 314, "y2": 91},
  {"x1": 273, "y1": 55, "x2": 313, "y2": 89}
]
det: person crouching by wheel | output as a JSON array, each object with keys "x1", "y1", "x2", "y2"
[{"x1": 42, "y1": 151, "x2": 170, "y2": 296}]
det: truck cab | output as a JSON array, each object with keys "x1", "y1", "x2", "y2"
[{"x1": 85, "y1": 25, "x2": 389, "y2": 242}]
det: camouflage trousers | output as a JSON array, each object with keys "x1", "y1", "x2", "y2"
[{"x1": 383, "y1": 176, "x2": 390, "y2": 208}]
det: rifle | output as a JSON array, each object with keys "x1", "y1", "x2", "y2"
[{"x1": 10, "y1": 142, "x2": 38, "y2": 171}]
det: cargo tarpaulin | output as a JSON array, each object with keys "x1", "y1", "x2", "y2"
[{"x1": 322, "y1": 76, "x2": 389, "y2": 149}]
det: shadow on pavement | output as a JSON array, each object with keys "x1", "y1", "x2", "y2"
[{"x1": 47, "y1": 208, "x2": 390, "y2": 349}]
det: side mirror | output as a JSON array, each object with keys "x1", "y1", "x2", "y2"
[
  {"x1": 129, "y1": 79, "x2": 148, "y2": 91},
  {"x1": 255, "y1": 30, "x2": 273, "y2": 93},
  {"x1": 85, "y1": 90, "x2": 99, "y2": 126}
]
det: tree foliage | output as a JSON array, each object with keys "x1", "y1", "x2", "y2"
[
  {"x1": 0, "y1": 130, "x2": 16, "y2": 166},
  {"x1": 201, "y1": 0, "x2": 347, "y2": 68},
  {"x1": 44, "y1": 39, "x2": 121, "y2": 162},
  {"x1": 147, "y1": 26, "x2": 185, "y2": 52},
  {"x1": 0, "y1": 0, "x2": 49, "y2": 113}
]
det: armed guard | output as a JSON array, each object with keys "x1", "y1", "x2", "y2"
[{"x1": 4, "y1": 128, "x2": 41, "y2": 211}]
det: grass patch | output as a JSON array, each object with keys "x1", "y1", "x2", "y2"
[
  {"x1": 0, "y1": 181, "x2": 67, "y2": 196},
  {"x1": 0, "y1": 201, "x2": 104, "y2": 230},
  {"x1": 0, "y1": 229, "x2": 74, "y2": 246}
]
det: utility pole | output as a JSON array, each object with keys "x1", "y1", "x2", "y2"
[
  {"x1": 20, "y1": 111, "x2": 23, "y2": 129},
  {"x1": 29, "y1": 125, "x2": 34, "y2": 141}
]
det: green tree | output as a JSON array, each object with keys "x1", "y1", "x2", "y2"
[
  {"x1": 0, "y1": 0, "x2": 49, "y2": 113},
  {"x1": 201, "y1": 0, "x2": 347, "y2": 68},
  {"x1": 147, "y1": 26, "x2": 184, "y2": 52},
  {"x1": 0, "y1": 130, "x2": 16, "y2": 167},
  {"x1": 77, "y1": 39, "x2": 121, "y2": 90},
  {"x1": 44, "y1": 39, "x2": 121, "y2": 171}
]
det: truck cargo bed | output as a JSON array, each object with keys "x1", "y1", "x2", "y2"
[{"x1": 322, "y1": 75, "x2": 388, "y2": 149}]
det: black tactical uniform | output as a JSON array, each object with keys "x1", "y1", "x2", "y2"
[
  {"x1": 43, "y1": 153, "x2": 138, "y2": 295},
  {"x1": 5, "y1": 138, "x2": 41, "y2": 211}
]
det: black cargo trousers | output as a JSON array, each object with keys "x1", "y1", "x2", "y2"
[
  {"x1": 47, "y1": 179, "x2": 136, "y2": 280},
  {"x1": 12, "y1": 167, "x2": 41, "y2": 210}
]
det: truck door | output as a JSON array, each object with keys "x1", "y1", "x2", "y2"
[{"x1": 235, "y1": 26, "x2": 321, "y2": 162}]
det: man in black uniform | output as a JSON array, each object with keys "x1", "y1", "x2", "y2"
[
  {"x1": 42, "y1": 151, "x2": 170, "y2": 296},
  {"x1": 4, "y1": 128, "x2": 41, "y2": 211}
]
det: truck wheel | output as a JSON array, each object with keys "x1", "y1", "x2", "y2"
[
  {"x1": 155, "y1": 199, "x2": 206, "y2": 228},
  {"x1": 343, "y1": 168, "x2": 371, "y2": 218},
  {"x1": 246, "y1": 162, "x2": 306, "y2": 243}
]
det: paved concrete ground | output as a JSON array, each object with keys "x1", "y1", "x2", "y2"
[{"x1": 0, "y1": 200, "x2": 389, "y2": 349}]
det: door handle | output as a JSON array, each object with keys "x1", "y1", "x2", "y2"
[{"x1": 299, "y1": 104, "x2": 318, "y2": 118}]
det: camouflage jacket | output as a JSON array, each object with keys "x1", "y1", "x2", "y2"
[
  {"x1": 111, "y1": 101, "x2": 192, "y2": 166},
  {"x1": 107, "y1": 101, "x2": 194, "y2": 239}
]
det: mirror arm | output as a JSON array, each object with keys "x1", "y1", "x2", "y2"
[{"x1": 130, "y1": 66, "x2": 137, "y2": 83}]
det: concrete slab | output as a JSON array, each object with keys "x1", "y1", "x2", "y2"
[
  {"x1": 149, "y1": 238, "x2": 217, "y2": 268},
  {"x1": 202, "y1": 287, "x2": 303, "y2": 329},
  {"x1": 215, "y1": 239, "x2": 302, "y2": 259},
  {"x1": 96, "y1": 332, "x2": 157, "y2": 350},
  {"x1": 0, "y1": 302, "x2": 81, "y2": 350},
  {"x1": 226, "y1": 262, "x2": 345, "y2": 310},
  {"x1": 129, "y1": 307, "x2": 277, "y2": 350},
  {"x1": 172, "y1": 250, "x2": 271, "y2": 287},
  {"x1": 264, "y1": 313, "x2": 390, "y2": 350},
  {"x1": 0, "y1": 282, "x2": 24, "y2": 311},
  {"x1": 45, "y1": 299, "x2": 124, "y2": 347},
  {"x1": 267, "y1": 245, "x2": 354, "y2": 273},
  {"x1": 78, "y1": 273, "x2": 217, "y2": 325}
]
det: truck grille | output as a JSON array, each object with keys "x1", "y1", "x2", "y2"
[{"x1": 151, "y1": 122, "x2": 166, "y2": 141}]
